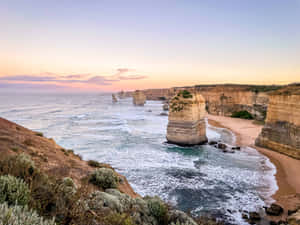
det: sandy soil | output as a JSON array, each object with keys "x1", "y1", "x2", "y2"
[{"x1": 207, "y1": 114, "x2": 300, "y2": 219}]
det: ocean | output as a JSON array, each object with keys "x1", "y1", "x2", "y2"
[{"x1": 0, "y1": 92, "x2": 277, "y2": 224}]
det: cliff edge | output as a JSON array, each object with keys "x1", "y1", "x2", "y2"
[{"x1": 255, "y1": 85, "x2": 300, "y2": 159}]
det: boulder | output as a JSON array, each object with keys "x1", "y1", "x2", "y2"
[
  {"x1": 133, "y1": 90, "x2": 146, "y2": 106},
  {"x1": 288, "y1": 209, "x2": 300, "y2": 225},
  {"x1": 166, "y1": 90, "x2": 207, "y2": 146},
  {"x1": 249, "y1": 211, "x2": 261, "y2": 221},
  {"x1": 217, "y1": 143, "x2": 227, "y2": 150},
  {"x1": 160, "y1": 112, "x2": 168, "y2": 116},
  {"x1": 163, "y1": 103, "x2": 169, "y2": 111},
  {"x1": 208, "y1": 141, "x2": 218, "y2": 145},
  {"x1": 265, "y1": 204, "x2": 284, "y2": 216}
]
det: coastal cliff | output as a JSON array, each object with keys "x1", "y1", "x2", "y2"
[
  {"x1": 194, "y1": 85, "x2": 270, "y2": 121},
  {"x1": 166, "y1": 90, "x2": 207, "y2": 145},
  {"x1": 133, "y1": 90, "x2": 146, "y2": 106},
  {"x1": 255, "y1": 85, "x2": 300, "y2": 159},
  {"x1": 123, "y1": 85, "x2": 281, "y2": 121}
]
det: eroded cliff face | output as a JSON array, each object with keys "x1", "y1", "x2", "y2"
[
  {"x1": 133, "y1": 90, "x2": 146, "y2": 106},
  {"x1": 256, "y1": 85, "x2": 300, "y2": 159},
  {"x1": 166, "y1": 90, "x2": 207, "y2": 145},
  {"x1": 194, "y1": 86, "x2": 269, "y2": 121}
]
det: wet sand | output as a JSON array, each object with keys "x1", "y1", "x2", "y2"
[{"x1": 207, "y1": 114, "x2": 300, "y2": 219}]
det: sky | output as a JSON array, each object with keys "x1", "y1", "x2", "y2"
[{"x1": 0, "y1": 0, "x2": 299, "y2": 92}]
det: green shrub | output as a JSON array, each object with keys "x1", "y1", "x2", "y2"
[
  {"x1": 59, "y1": 177, "x2": 77, "y2": 196},
  {"x1": 146, "y1": 196, "x2": 168, "y2": 224},
  {"x1": 89, "y1": 168, "x2": 118, "y2": 189},
  {"x1": 104, "y1": 212, "x2": 135, "y2": 225},
  {"x1": 178, "y1": 90, "x2": 193, "y2": 99},
  {"x1": 35, "y1": 132, "x2": 44, "y2": 137},
  {"x1": 87, "y1": 160, "x2": 103, "y2": 168},
  {"x1": 0, "y1": 154, "x2": 36, "y2": 181},
  {"x1": 0, "y1": 175, "x2": 30, "y2": 206},
  {"x1": 231, "y1": 111, "x2": 254, "y2": 120},
  {"x1": 0, "y1": 202, "x2": 56, "y2": 225}
]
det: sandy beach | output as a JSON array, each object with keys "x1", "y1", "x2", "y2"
[{"x1": 207, "y1": 114, "x2": 300, "y2": 218}]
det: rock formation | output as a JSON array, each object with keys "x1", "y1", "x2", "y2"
[
  {"x1": 163, "y1": 103, "x2": 169, "y2": 111},
  {"x1": 112, "y1": 94, "x2": 118, "y2": 103},
  {"x1": 133, "y1": 90, "x2": 146, "y2": 106},
  {"x1": 166, "y1": 90, "x2": 207, "y2": 145},
  {"x1": 255, "y1": 85, "x2": 300, "y2": 159},
  {"x1": 118, "y1": 90, "x2": 132, "y2": 99}
]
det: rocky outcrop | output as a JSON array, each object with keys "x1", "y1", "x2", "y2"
[
  {"x1": 133, "y1": 90, "x2": 146, "y2": 106},
  {"x1": 112, "y1": 94, "x2": 118, "y2": 103},
  {"x1": 163, "y1": 103, "x2": 169, "y2": 111},
  {"x1": 118, "y1": 90, "x2": 132, "y2": 99},
  {"x1": 255, "y1": 85, "x2": 300, "y2": 159},
  {"x1": 288, "y1": 209, "x2": 300, "y2": 225},
  {"x1": 166, "y1": 90, "x2": 207, "y2": 145}
]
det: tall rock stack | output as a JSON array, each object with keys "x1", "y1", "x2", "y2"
[
  {"x1": 133, "y1": 90, "x2": 146, "y2": 106},
  {"x1": 166, "y1": 90, "x2": 207, "y2": 146},
  {"x1": 255, "y1": 85, "x2": 300, "y2": 159}
]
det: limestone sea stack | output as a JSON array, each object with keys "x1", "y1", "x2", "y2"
[
  {"x1": 255, "y1": 84, "x2": 300, "y2": 159},
  {"x1": 112, "y1": 94, "x2": 118, "y2": 103},
  {"x1": 166, "y1": 90, "x2": 207, "y2": 145},
  {"x1": 133, "y1": 90, "x2": 146, "y2": 106}
]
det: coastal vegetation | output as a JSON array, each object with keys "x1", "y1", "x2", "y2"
[
  {"x1": 231, "y1": 110, "x2": 254, "y2": 120},
  {"x1": 0, "y1": 117, "x2": 223, "y2": 225}
]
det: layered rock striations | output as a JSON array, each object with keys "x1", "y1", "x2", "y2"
[
  {"x1": 194, "y1": 85, "x2": 270, "y2": 121},
  {"x1": 255, "y1": 85, "x2": 300, "y2": 159},
  {"x1": 166, "y1": 90, "x2": 207, "y2": 145},
  {"x1": 133, "y1": 90, "x2": 146, "y2": 106}
]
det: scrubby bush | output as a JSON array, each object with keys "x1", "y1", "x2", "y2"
[
  {"x1": 231, "y1": 110, "x2": 253, "y2": 119},
  {"x1": 0, "y1": 202, "x2": 56, "y2": 225},
  {"x1": 146, "y1": 196, "x2": 168, "y2": 224},
  {"x1": 177, "y1": 90, "x2": 193, "y2": 99},
  {"x1": 88, "y1": 160, "x2": 103, "y2": 168},
  {"x1": 0, "y1": 175, "x2": 30, "y2": 206},
  {"x1": 0, "y1": 154, "x2": 36, "y2": 182},
  {"x1": 89, "y1": 168, "x2": 118, "y2": 189},
  {"x1": 104, "y1": 212, "x2": 135, "y2": 225}
]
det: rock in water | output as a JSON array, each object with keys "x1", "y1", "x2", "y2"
[
  {"x1": 288, "y1": 209, "x2": 300, "y2": 225},
  {"x1": 255, "y1": 84, "x2": 300, "y2": 159},
  {"x1": 163, "y1": 103, "x2": 169, "y2": 111},
  {"x1": 166, "y1": 90, "x2": 207, "y2": 145},
  {"x1": 133, "y1": 90, "x2": 146, "y2": 106},
  {"x1": 265, "y1": 203, "x2": 284, "y2": 216},
  {"x1": 112, "y1": 94, "x2": 118, "y2": 103}
]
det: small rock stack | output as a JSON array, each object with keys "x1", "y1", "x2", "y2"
[{"x1": 133, "y1": 90, "x2": 146, "y2": 106}]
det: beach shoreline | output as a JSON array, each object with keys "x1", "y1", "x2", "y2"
[{"x1": 207, "y1": 114, "x2": 300, "y2": 220}]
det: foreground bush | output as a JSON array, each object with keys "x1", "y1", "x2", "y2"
[
  {"x1": 231, "y1": 110, "x2": 253, "y2": 119},
  {"x1": 146, "y1": 196, "x2": 168, "y2": 224},
  {"x1": 0, "y1": 175, "x2": 30, "y2": 206},
  {"x1": 0, "y1": 202, "x2": 56, "y2": 225},
  {"x1": 89, "y1": 168, "x2": 118, "y2": 189},
  {"x1": 0, "y1": 154, "x2": 36, "y2": 182}
]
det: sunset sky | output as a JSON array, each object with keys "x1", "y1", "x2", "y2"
[{"x1": 0, "y1": 0, "x2": 299, "y2": 92}]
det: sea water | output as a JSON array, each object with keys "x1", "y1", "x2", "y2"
[{"x1": 0, "y1": 92, "x2": 277, "y2": 224}]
